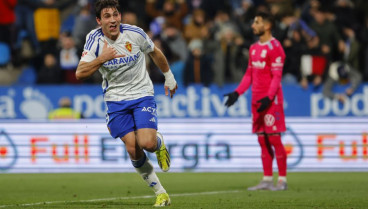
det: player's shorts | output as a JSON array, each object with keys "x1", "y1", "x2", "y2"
[
  {"x1": 251, "y1": 94, "x2": 286, "y2": 134},
  {"x1": 105, "y1": 96, "x2": 158, "y2": 139}
]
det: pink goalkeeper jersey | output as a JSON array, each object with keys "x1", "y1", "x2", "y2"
[{"x1": 235, "y1": 38, "x2": 285, "y2": 100}]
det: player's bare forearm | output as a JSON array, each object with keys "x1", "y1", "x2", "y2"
[
  {"x1": 75, "y1": 58, "x2": 104, "y2": 80},
  {"x1": 149, "y1": 46, "x2": 170, "y2": 73}
]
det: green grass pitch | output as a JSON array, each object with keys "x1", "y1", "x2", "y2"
[{"x1": 0, "y1": 172, "x2": 367, "y2": 209}]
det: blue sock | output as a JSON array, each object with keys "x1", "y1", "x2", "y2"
[
  {"x1": 156, "y1": 136, "x2": 162, "y2": 151},
  {"x1": 131, "y1": 153, "x2": 147, "y2": 168}
]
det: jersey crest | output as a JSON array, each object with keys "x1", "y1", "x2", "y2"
[{"x1": 125, "y1": 41, "x2": 132, "y2": 52}]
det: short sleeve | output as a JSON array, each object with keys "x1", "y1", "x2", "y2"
[
  {"x1": 269, "y1": 41, "x2": 285, "y2": 71},
  {"x1": 80, "y1": 29, "x2": 102, "y2": 62},
  {"x1": 135, "y1": 28, "x2": 154, "y2": 54}
]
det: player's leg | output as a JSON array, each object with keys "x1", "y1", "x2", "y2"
[
  {"x1": 133, "y1": 97, "x2": 170, "y2": 206},
  {"x1": 136, "y1": 128, "x2": 170, "y2": 172},
  {"x1": 248, "y1": 133, "x2": 274, "y2": 191},
  {"x1": 131, "y1": 128, "x2": 171, "y2": 206},
  {"x1": 105, "y1": 99, "x2": 170, "y2": 206},
  {"x1": 133, "y1": 96, "x2": 170, "y2": 172},
  {"x1": 268, "y1": 133, "x2": 287, "y2": 191},
  {"x1": 121, "y1": 131, "x2": 168, "y2": 194}
]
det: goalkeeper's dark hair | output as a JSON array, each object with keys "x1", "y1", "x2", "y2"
[
  {"x1": 95, "y1": 0, "x2": 121, "y2": 19},
  {"x1": 255, "y1": 11, "x2": 275, "y2": 30}
]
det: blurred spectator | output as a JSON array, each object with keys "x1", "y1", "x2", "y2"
[
  {"x1": 309, "y1": 7, "x2": 343, "y2": 61},
  {"x1": 278, "y1": 12, "x2": 319, "y2": 84},
  {"x1": 333, "y1": 0, "x2": 359, "y2": 32},
  {"x1": 15, "y1": 0, "x2": 41, "y2": 55},
  {"x1": 232, "y1": 0, "x2": 256, "y2": 47},
  {"x1": 300, "y1": 0, "x2": 321, "y2": 24},
  {"x1": 183, "y1": 9, "x2": 207, "y2": 43},
  {"x1": 145, "y1": 0, "x2": 188, "y2": 30},
  {"x1": 201, "y1": 25, "x2": 223, "y2": 86},
  {"x1": 160, "y1": 24, "x2": 188, "y2": 62},
  {"x1": 49, "y1": 97, "x2": 83, "y2": 119},
  {"x1": 118, "y1": 0, "x2": 147, "y2": 27},
  {"x1": 322, "y1": 63, "x2": 362, "y2": 103},
  {"x1": 37, "y1": 53, "x2": 62, "y2": 84},
  {"x1": 183, "y1": 39, "x2": 213, "y2": 86},
  {"x1": 72, "y1": 5, "x2": 97, "y2": 54},
  {"x1": 322, "y1": 25, "x2": 362, "y2": 103},
  {"x1": 0, "y1": 0, "x2": 17, "y2": 66},
  {"x1": 299, "y1": 7, "x2": 344, "y2": 88},
  {"x1": 34, "y1": 0, "x2": 61, "y2": 54},
  {"x1": 33, "y1": 0, "x2": 75, "y2": 70},
  {"x1": 122, "y1": 10, "x2": 138, "y2": 25},
  {"x1": 149, "y1": 16, "x2": 166, "y2": 37},
  {"x1": 360, "y1": 15, "x2": 368, "y2": 81},
  {"x1": 59, "y1": 32, "x2": 81, "y2": 84},
  {"x1": 211, "y1": 9, "x2": 240, "y2": 41},
  {"x1": 267, "y1": 0, "x2": 294, "y2": 21},
  {"x1": 216, "y1": 27, "x2": 247, "y2": 85},
  {"x1": 199, "y1": 0, "x2": 229, "y2": 20}
]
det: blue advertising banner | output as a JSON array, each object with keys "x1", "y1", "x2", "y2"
[{"x1": 0, "y1": 84, "x2": 367, "y2": 119}]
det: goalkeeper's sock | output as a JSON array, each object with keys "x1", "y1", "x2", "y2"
[
  {"x1": 132, "y1": 153, "x2": 166, "y2": 195},
  {"x1": 278, "y1": 176, "x2": 287, "y2": 182},
  {"x1": 269, "y1": 134, "x2": 287, "y2": 177},
  {"x1": 258, "y1": 135, "x2": 274, "y2": 176},
  {"x1": 263, "y1": 176, "x2": 273, "y2": 181}
]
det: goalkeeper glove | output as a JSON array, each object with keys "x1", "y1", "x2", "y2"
[
  {"x1": 257, "y1": 96, "x2": 271, "y2": 112},
  {"x1": 224, "y1": 92, "x2": 239, "y2": 107}
]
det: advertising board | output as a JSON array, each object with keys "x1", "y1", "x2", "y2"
[{"x1": 1, "y1": 118, "x2": 367, "y2": 173}]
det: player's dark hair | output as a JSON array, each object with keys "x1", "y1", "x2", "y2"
[
  {"x1": 95, "y1": 0, "x2": 121, "y2": 19},
  {"x1": 255, "y1": 11, "x2": 275, "y2": 29}
]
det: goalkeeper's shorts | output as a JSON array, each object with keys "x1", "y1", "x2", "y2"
[{"x1": 251, "y1": 94, "x2": 286, "y2": 134}]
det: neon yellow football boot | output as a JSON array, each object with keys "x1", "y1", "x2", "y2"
[
  {"x1": 153, "y1": 193, "x2": 171, "y2": 207},
  {"x1": 155, "y1": 132, "x2": 170, "y2": 172}
]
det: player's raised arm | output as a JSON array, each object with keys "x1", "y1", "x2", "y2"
[
  {"x1": 149, "y1": 46, "x2": 178, "y2": 98},
  {"x1": 76, "y1": 40, "x2": 125, "y2": 80}
]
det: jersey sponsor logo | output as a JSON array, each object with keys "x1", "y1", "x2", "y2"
[
  {"x1": 142, "y1": 107, "x2": 156, "y2": 113},
  {"x1": 261, "y1": 49, "x2": 267, "y2": 58},
  {"x1": 103, "y1": 51, "x2": 140, "y2": 67},
  {"x1": 252, "y1": 61, "x2": 266, "y2": 68},
  {"x1": 271, "y1": 63, "x2": 283, "y2": 68},
  {"x1": 125, "y1": 41, "x2": 132, "y2": 52},
  {"x1": 271, "y1": 56, "x2": 283, "y2": 68},
  {"x1": 149, "y1": 117, "x2": 156, "y2": 123},
  {"x1": 264, "y1": 114, "x2": 275, "y2": 126},
  {"x1": 275, "y1": 56, "x2": 282, "y2": 63}
]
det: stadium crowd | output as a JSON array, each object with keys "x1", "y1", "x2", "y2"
[{"x1": 0, "y1": 0, "x2": 368, "y2": 93}]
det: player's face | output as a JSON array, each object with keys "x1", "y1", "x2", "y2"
[
  {"x1": 251, "y1": 16, "x2": 266, "y2": 36},
  {"x1": 96, "y1": 7, "x2": 121, "y2": 40}
]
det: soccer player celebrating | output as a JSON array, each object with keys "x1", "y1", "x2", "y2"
[
  {"x1": 224, "y1": 12, "x2": 287, "y2": 191},
  {"x1": 76, "y1": 0, "x2": 177, "y2": 206}
]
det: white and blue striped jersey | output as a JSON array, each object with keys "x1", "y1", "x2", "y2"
[{"x1": 80, "y1": 24, "x2": 155, "y2": 101}]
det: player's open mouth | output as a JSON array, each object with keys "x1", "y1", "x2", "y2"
[{"x1": 109, "y1": 25, "x2": 117, "y2": 31}]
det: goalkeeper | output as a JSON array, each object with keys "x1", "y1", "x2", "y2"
[{"x1": 224, "y1": 12, "x2": 287, "y2": 191}]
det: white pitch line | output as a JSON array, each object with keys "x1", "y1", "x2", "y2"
[{"x1": 0, "y1": 190, "x2": 241, "y2": 208}]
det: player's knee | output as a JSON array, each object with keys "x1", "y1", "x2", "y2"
[
  {"x1": 125, "y1": 145, "x2": 139, "y2": 159},
  {"x1": 141, "y1": 140, "x2": 156, "y2": 152},
  {"x1": 257, "y1": 135, "x2": 266, "y2": 146}
]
